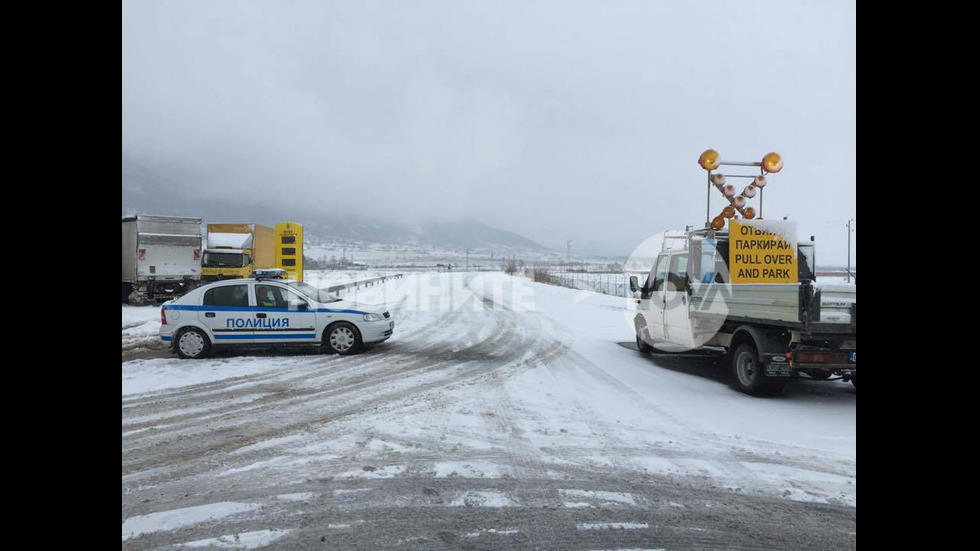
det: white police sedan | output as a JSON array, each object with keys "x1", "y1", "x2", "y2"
[{"x1": 159, "y1": 272, "x2": 394, "y2": 359}]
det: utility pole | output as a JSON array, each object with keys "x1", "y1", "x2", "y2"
[
  {"x1": 465, "y1": 248, "x2": 470, "y2": 270},
  {"x1": 846, "y1": 219, "x2": 855, "y2": 283}
]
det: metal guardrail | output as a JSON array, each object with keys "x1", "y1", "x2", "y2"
[{"x1": 324, "y1": 273, "x2": 403, "y2": 294}]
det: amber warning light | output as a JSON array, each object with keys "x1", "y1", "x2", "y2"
[{"x1": 698, "y1": 149, "x2": 782, "y2": 228}]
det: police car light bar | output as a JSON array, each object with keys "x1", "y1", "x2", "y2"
[{"x1": 252, "y1": 268, "x2": 287, "y2": 279}]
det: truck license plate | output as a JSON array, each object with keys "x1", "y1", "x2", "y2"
[{"x1": 766, "y1": 363, "x2": 791, "y2": 377}]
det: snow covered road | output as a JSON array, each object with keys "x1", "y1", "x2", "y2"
[{"x1": 122, "y1": 272, "x2": 855, "y2": 550}]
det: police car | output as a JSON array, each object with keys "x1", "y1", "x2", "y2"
[{"x1": 159, "y1": 269, "x2": 394, "y2": 358}]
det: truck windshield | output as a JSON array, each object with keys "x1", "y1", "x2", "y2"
[
  {"x1": 203, "y1": 252, "x2": 246, "y2": 268},
  {"x1": 287, "y1": 281, "x2": 341, "y2": 303}
]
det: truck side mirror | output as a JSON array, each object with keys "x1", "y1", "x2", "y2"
[{"x1": 629, "y1": 275, "x2": 639, "y2": 293}]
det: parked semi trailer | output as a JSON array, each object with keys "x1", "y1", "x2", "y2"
[
  {"x1": 629, "y1": 151, "x2": 856, "y2": 395},
  {"x1": 122, "y1": 214, "x2": 203, "y2": 305}
]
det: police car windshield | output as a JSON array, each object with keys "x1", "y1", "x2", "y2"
[{"x1": 286, "y1": 281, "x2": 340, "y2": 303}]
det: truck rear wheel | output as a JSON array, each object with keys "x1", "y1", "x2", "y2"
[
  {"x1": 128, "y1": 290, "x2": 148, "y2": 306},
  {"x1": 731, "y1": 342, "x2": 787, "y2": 396}
]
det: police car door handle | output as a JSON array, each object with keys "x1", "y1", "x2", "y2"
[
  {"x1": 205, "y1": 312, "x2": 215, "y2": 318},
  {"x1": 256, "y1": 313, "x2": 267, "y2": 319}
]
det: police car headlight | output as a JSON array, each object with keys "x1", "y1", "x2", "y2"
[{"x1": 363, "y1": 313, "x2": 383, "y2": 322}]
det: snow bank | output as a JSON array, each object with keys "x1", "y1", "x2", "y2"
[{"x1": 122, "y1": 305, "x2": 160, "y2": 336}]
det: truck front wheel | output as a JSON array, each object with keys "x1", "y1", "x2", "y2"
[
  {"x1": 636, "y1": 330, "x2": 653, "y2": 354},
  {"x1": 731, "y1": 342, "x2": 786, "y2": 396}
]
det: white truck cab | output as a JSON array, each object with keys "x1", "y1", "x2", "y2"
[
  {"x1": 634, "y1": 240, "x2": 700, "y2": 349},
  {"x1": 159, "y1": 272, "x2": 394, "y2": 358}
]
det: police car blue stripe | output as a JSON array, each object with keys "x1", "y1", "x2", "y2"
[{"x1": 214, "y1": 333, "x2": 316, "y2": 340}]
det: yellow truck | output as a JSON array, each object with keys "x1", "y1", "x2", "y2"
[{"x1": 202, "y1": 223, "x2": 276, "y2": 281}]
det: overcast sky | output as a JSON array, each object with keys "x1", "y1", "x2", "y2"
[{"x1": 122, "y1": 0, "x2": 856, "y2": 262}]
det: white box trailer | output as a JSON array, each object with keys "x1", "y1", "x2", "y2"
[{"x1": 122, "y1": 215, "x2": 203, "y2": 304}]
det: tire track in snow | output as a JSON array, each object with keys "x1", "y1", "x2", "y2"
[{"x1": 122, "y1": 284, "x2": 567, "y2": 483}]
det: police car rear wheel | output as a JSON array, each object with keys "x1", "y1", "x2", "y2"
[
  {"x1": 176, "y1": 328, "x2": 210, "y2": 359},
  {"x1": 327, "y1": 323, "x2": 362, "y2": 355}
]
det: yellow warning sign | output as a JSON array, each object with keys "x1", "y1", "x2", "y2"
[{"x1": 729, "y1": 219, "x2": 798, "y2": 284}]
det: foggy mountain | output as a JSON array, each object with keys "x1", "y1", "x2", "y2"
[
  {"x1": 122, "y1": 160, "x2": 549, "y2": 253},
  {"x1": 122, "y1": 1, "x2": 856, "y2": 264}
]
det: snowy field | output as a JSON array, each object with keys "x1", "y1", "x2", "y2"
[
  {"x1": 303, "y1": 240, "x2": 571, "y2": 269},
  {"x1": 122, "y1": 272, "x2": 855, "y2": 549}
]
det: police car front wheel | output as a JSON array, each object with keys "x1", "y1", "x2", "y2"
[
  {"x1": 175, "y1": 327, "x2": 211, "y2": 359},
  {"x1": 325, "y1": 322, "x2": 362, "y2": 355}
]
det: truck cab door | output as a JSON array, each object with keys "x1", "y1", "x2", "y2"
[
  {"x1": 663, "y1": 253, "x2": 694, "y2": 347},
  {"x1": 251, "y1": 283, "x2": 318, "y2": 343},
  {"x1": 639, "y1": 254, "x2": 669, "y2": 343},
  {"x1": 199, "y1": 283, "x2": 254, "y2": 343}
]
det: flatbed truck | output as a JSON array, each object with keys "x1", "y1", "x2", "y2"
[{"x1": 630, "y1": 150, "x2": 856, "y2": 395}]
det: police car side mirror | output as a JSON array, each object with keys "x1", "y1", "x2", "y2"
[
  {"x1": 629, "y1": 275, "x2": 639, "y2": 293},
  {"x1": 290, "y1": 299, "x2": 308, "y2": 310}
]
